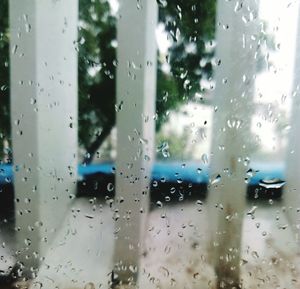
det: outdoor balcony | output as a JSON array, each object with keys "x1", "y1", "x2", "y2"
[{"x1": 0, "y1": 0, "x2": 300, "y2": 288}]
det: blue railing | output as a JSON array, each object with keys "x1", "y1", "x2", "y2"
[{"x1": 1, "y1": 161, "x2": 285, "y2": 187}]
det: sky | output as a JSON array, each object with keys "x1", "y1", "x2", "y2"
[{"x1": 252, "y1": 0, "x2": 299, "y2": 154}]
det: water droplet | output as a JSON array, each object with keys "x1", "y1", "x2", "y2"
[
  {"x1": 234, "y1": 1, "x2": 243, "y2": 12},
  {"x1": 247, "y1": 206, "x2": 257, "y2": 215},
  {"x1": 156, "y1": 0, "x2": 167, "y2": 7},
  {"x1": 107, "y1": 183, "x2": 114, "y2": 192},
  {"x1": 24, "y1": 238, "x2": 31, "y2": 246},
  {"x1": 115, "y1": 100, "x2": 123, "y2": 112},
  {"x1": 246, "y1": 168, "x2": 254, "y2": 177},
  {"x1": 201, "y1": 153, "x2": 208, "y2": 164},
  {"x1": 25, "y1": 23, "x2": 32, "y2": 33},
  {"x1": 24, "y1": 198, "x2": 31, "y2": 204},
  {"x1": 278, "y1": 224, "x2": 288, "y2": 230},
  {"x1": 196, "y1": 200, "x2": 203, "y2": 206},
  {"x1": 157, "y1": 142, "x2": 170, "y2": 158},
  {"x1": 112, "y1": 212, "x2": 120, "y2": 221},
  {"x1": 34, "y1": 221, "x2": 43, "y2": 227},
  {"x1": 0, "y1": 85, "x2": 8, "y2": 91},
  {"x1": 227, "y1": 118, "x2": 242, "y2": 129},
  {"x1": 218, "y1": 145, "x2": 225, "y2": 151},
  {"x1": 12, "y1": 45, "x2": 18, "y2": 55},
  {"x1": 211, "y1": 174, "x2": 221, "y2": 185},
  {"x1": 156, "y1": 201, "x2": 163, "y2": 208},
  {"x1": 251, "y1": 251, "x2": 259, "y2": 259},
  {"x1": 244, "y1": 157, "x2": 250, "y2": 166},
  {"x1": 84, "y1": 282, "x2": 95, "y2": 289}
]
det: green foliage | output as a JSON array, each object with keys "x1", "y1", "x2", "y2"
[
  {"x1": 158, "y1": 0, "x2": 215, "y2": 96},
  {"x1": 78, "y1": 0, "x2": 117, "y2": 149},
  {"x1": 77, "y1": 0, "x2": 216, "y2": 159},
  {"x1": 155, "y1": 0, "x2": 216, "y2": 130},
  {"x1": 0, "y1": 0, "x2": 217, "y2": 161}
]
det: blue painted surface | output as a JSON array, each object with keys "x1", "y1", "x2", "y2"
[
  {"x1": 0, "y1": 165, "x2": 13, "y2": 185},
  {"x1": 78, "y1": 162, "x2": 114, "y2": 176},
  {"x1": 0, "y1": 161, "x2": 285, "y2": 186},
  {"x1": 247, "y1": 162, "x2": 285, "y2": 186},
  {"x1": 151, "y1": 161, "x2": 209, "y2": 184}
]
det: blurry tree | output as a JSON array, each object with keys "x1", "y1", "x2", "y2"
[
  {"x1": 79, "y1": 0, "x2": 216, "y2": 163},
  {"x1": 0, "y1": 0, "x2": 216, "y2": 163}
]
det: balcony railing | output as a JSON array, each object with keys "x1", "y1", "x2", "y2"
[{"x1": 2, "y1": 0, "x2": 300, "y2": 288}]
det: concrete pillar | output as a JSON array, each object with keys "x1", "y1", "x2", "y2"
[
  {"x1": 206, "y1": 0, "x2": 258, "y2": 288},
  {"x1": 284, "y1": 3, "x2": 300, "y2": 243},
  {"x1": 113, "y1": 0, "x2": 158, "y2": 284},
  {"x1": 9, "y1": 0, "x2": 78, "y2": 277}
]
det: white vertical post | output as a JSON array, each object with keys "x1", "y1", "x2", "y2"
[
  {"x1": 9, "y1": 0, "x2": 78, "y2": 277},
  {"x1": 284, "y1": 4, "x2": 300, "y2": 243},
  {"x1": 113, "y1": 0, "x2": 157, "y2": 284},
  {"x1": 207, "y1": 0, "x2": 258, "y2": 288}
]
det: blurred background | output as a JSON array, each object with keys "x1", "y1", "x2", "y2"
[
  {"x1": 0, "y1": 0, "x2": 300, "y2": 289},
  {"x1": 0, "y1": 0, "x2": 295, "y2": 165}
]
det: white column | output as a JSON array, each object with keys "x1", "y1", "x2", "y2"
[
  {"x1": 284, "y1": 4, "x2": 300, "y2": 243},
  {"x1": 207, "y1": 0, "x2": 258, "y2": 288},
  {"x1": 113, "y1": 0, "x2": 157, "y2": 284},
  {"x1": 9, "y1": 0, "x2": 78, "y2": 277}
]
